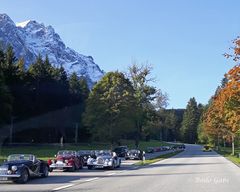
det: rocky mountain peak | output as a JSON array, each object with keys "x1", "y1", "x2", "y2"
[{"x1": 0, "y1": 13, "x2": 104, "y2": 86}]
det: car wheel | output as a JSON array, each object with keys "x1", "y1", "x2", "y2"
[
  {"x1": 70, "y1": 164, "x2": 76, "y2": 172},
  {"x1": 88, "y1": 165, "x2": 93, "y2": 170},
  {"x1": 41, "y1": 166, "x2": 49, "y2": 178},
  {"x1": 15, "y1": 169, "x2": 29, "y2": 184},
  {"x1": 79, "y1": 160, "x2": 83, "y2": 169},
  {"x1": 49, "y1": 168, "x2": 53, "y2": 172},
  {"x1": 110, "y1": 162, "x2": 115, "y2": 170}
]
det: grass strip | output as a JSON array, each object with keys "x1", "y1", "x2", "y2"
[
  {"x1": 216, "y1": 148, "x2": 240, "y2": 166},
  {"x1": 135, "y1": 150, "x2": 183, "y2": 166}
]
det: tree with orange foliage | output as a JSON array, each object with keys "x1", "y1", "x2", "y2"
[{"x1": 204, "y1": 37, "x2": 240, "y2": 155}]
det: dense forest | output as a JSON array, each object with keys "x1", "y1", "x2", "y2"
[{"x1": 0, "y1": 45, "x2": 207, "y2": 146}]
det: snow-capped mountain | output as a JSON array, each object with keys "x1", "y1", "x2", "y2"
[{"x1": 0, "y1": 13, "x2": 104, "y2": 85}]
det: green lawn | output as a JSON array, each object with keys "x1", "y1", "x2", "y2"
[
  {"x1": 135, "y1": 150, "x2": 183, "y2": 166},
  {"x1": 216, "y1": 147, "x2": 240, "y2": 166},
  {"x1": 0, "y1": 140, "x2": 174, "y2": 163}
]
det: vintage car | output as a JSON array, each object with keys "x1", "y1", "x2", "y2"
[
  {"x1": 113, "y1": 146, "x2": 128, "y2": 157},
  {"x1": 87, "y1": 150, "x2": 121, "y2": 169},
  {"x1": 48, "y1": 150, "x2": 84, "y2": 172},
  {"x1": 202, "y1": 145, "x2": 212, "y2": 152},
  {"x1": 125, "y1": 149, "x2": 145, "y2": 160},
  {"x1": 77, "y1": 150, "x2": 93, "y2": 166},
  {"x1": 146, "y1": 147, "x2": 154, "y2": 153},
  {"x1": 0, "y1": 154, "x2": 49, "y2": 184}
]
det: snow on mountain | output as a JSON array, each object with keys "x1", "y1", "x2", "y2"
[{"x1": 0, "y1": 13, "x2": 104, "y2": 85}]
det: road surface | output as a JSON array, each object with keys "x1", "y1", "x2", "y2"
[{"x1": 1, "y1": 145, "x2": 240, "y2": 192}]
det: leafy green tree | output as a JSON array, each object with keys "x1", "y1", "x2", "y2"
[
  {"x1": 84, "y1": 71, "x2": 136, "y2": 145},
  {"x1": 128, "y1": 63, "x2": 157, "y2": 147}
]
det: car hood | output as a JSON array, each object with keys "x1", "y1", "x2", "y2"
[
  {"x1": 1, "y1": 160, "x2": 32, "y2": 168},
  {"x1": 57, "y1": 155, "x2": 74, "y2": 160}
]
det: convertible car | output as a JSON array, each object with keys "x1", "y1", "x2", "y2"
[
  {"x1": 48, "y1": 150, "x2": 84, "y2": 172},
  {"x1": 0, "y1": 154, "x2": 49, "y2": 184},
  {"x1": 125, "y1": 149, "x2": 145, "y2": 160},
  {"x1": 77, "y1": 150, "x2": 93, "y2": 166},
  {"x1": 87, "y1": 150, "x2": 121, "y2": 170}
]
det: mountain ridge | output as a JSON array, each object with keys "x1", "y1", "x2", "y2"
[{"x1": 0, "y1": 13, "x2": 104, "y2": 85}]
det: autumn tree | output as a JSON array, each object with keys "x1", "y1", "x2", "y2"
[{"x1": 204, "y1": 38, "x2": 240, "y2": 154}]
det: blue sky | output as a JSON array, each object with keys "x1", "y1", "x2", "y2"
[{"x1": 0, "y1": 0, "x2": 239, "y2": 108}]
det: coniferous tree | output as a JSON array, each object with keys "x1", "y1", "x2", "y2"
[{"x1": 180, "y1": 97, "x2": 201, "y2": 143}]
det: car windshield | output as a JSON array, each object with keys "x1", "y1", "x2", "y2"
[
  {"x1": 57, "y1": 151, "x2": 75, "y2": 156},
  {"x1": 96, "y1": 150, "x2": 111, "y2": 156},
  {"x1": 129, "y1": 150, "x2": 139, "y2": 153},
  {"x1": 7, "y1": 154, "x2": 34, "y2": 161},
  {"x1": 78, "y1": 150, "x2": 91, "y2": 155}
]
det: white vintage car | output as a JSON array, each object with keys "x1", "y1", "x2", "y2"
[{"x1": 87, "y1": 150, "x2": 121, "y2": 169}]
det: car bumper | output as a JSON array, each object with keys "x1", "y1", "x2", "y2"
[
  {"x1": 49, "y1": 164, "x2": 73, "y2": 169},
  {"x1": 0, "y1": 174, "x2": 21, "y2": 181},
  {"x1": 87, "y1": 163, "x2": 112, "y2": 168}
]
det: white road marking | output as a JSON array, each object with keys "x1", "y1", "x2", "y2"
[
  {"x1": 85, "y1": 177, "x2": 99, "y2": 182},
  {"x1": 52, "y1": 184, "x2": 74, "y2": 191},
  {"x1": 107, "y1": 172, "x2": 116, "y2": 176}
]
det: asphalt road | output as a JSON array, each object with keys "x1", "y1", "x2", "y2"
[{"x1": 1, "y1": 145, "x2": 240, "y2": 192}]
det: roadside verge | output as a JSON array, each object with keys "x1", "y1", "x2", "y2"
[{"x1": 135, "y1": 150, "x2": 184, "y2": 166}]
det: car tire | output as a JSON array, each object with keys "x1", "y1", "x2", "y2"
[
  {"x1": 69, "y1": 164, "x2": 76, "y2": 172},
  {"x1": 88, "y1": 165, "x2": 93, "y2": 170},
  {"x1": 49, "y1": 168, "x2": 53, "y2": 172},
  {"x1": 41, "y1": 165, "x2": 49, "y2": 178},
  {"x1": 15, "y1": 169, "x2": 29, "y2": 184}
]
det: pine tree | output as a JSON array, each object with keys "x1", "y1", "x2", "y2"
[
  {"x1": 0, "y1": 71, "x2": 12, "y2": 125},
  {"x1": 180, "y1": 97, "x2": 201, "y2": 143}
]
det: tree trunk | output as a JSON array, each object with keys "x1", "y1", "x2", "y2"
[{"x1": 232, "y1": 135, "x2": 235, "y2": 156}]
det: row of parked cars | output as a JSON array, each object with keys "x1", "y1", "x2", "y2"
[
  {"x1": 0, "y1": 144, "x2": 185, "y2": 184},
  {"x1": 146, "y1": 144, "x2": 186, "y2": 153},
  {"x1": 0, "y1": 147, "x2": 143, "y2": 184}
]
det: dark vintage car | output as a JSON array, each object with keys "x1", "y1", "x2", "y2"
[
  {"x1": 48, "y1": 150, "x2": 84, "y2": 172},
  {"x1": 87, "y1": 150, "x2": 121, "y2": 169},
  {"x1": 113, "y1": 146, "x2": 128, "y2": 157},
  {"x1": 77, "y1": 150, "x2": 93, "y2": 166},
  {"x1": 0, "y1": 154, "x2": 49, "y2": 184},
  {"x1": 146, "y1": 147, "x2": 154, "y2": 153},
  {"x1": 125, "y1": 149, "x2": 145, "y2": 160}
]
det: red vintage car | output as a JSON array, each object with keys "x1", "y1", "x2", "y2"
[{"x1": 48, "y1": 150, "x2": 83, "y2": 172}]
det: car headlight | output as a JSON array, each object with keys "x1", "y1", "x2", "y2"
[
  {"x1": 11, "y1": 166, "x2": 17, "y2": 172},
  {"x1": 51, "y1": 159, "x2": 55, "y2": 164},
  {"x1": 64, "y1": 160, "x2": 68, "y2": 164}
]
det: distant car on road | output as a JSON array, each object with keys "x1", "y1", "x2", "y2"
[
  {"x1": 87, "y1": 150, "x2": 121, "y2": 169},
  {"x1": 125, "y1": 149, "x2": 145, "y2": 160},
  {"x1": 48, "y1": 150, "x2": 84, "y2": 172},
  {"x1": 113, "y1": 146, "x2": 128, "y2": 157},
  {"x1": 202, "y1": 145, "x2": 212, "y2": 152},
  {"x1": 0, "y1": 154, "x2": 49, "y2": 184}
]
